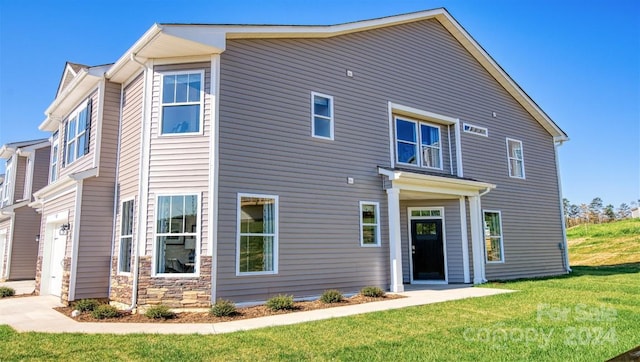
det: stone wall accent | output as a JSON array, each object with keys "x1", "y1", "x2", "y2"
[
  {"x1": 34, "y1": 256, "x2": 43, "y2": 295},
  {"x1": 109, "y1": 258, "x2": 133, "y2": 305},
  {"x1": 61, "y1": 257, "x2": 71, "y2": 305},
  {"x1": 136, "y1": 256, "x2": 212, "y2": 308}
]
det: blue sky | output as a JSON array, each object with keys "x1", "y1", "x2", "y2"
[{"x1": 0, "y1": 0, "x2": 638, "y2": 207}]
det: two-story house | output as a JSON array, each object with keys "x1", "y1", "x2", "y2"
[
  {"x1": 0, "y1": 139, "x2": 50, "y2": 281},
  {"x1": 33, "y1": 8, "x2": 569, "y2": 307}
]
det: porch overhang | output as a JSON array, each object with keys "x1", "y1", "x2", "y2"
[{"x1": 378, "y1": 167, "x2": 496, "y2": 197}]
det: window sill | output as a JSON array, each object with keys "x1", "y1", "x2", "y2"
[
  {"x1": 360, "y1": 243, "x2": 381, "y2": 248},
  {"x1": 236, "y1": 271, "x2": 278, "y2": 277},
  {"x1": 152, "y1": 273, "x2": 200, "y2": 278}
]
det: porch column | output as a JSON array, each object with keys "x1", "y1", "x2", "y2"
[
  {"x1": 386, "y1": 187, "x2": 404, "y2": 292},
  {"x1": 468, "y1": 195, "x2": 486, "y2": 284}
]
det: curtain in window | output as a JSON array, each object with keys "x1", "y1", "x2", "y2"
[{"x1": 263, "y1": 199, "x2": 274, "y2": 271}]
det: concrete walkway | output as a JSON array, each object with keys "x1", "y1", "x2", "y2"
[
  {"x1": 0, "y1": 285, "x2": 513, "y2": 335},
  {"x1": 0, "y1": 279, "x2": 36, "y2": 295}
]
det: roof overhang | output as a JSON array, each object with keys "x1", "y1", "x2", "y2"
[
  {"x1": 0, "y1": 146, "x2": 15, "y2": 159},
  {"x1": 379, "y1": 167, "x2": 496, "y2": 198}
]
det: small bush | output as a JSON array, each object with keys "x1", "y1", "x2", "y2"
[
  {"x1": 210, "y1": 299, "x2": 237, "y2": 317},
  {"x1": 74, "y1": 299, "x2": 100, "y2": 312},
  {"x1": 266, "y1": 294, "x2": 295, "y2": 311},
  {"x1": 320, "y1": 289, "x2": 343, "y2": 304},
  {"x1": 361, "y1": 286, "x2": 385, "y2": 298},
  {"x1": 145, "y1": 304, "x2": 176, "y2": 319},
  {"x1": 0, "y1": 286, "x2": 15, "y2": 298},
  {"x1": 91, "y1": 304, "x2": 119, "y2": 319}
]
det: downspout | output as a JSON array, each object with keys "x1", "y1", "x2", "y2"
[
  {"x1": 107, "y1": 81, "x2": 124, "y2": 301},
  {"x1": 127, "y1": 53, "x2": 147, "y2": 311},
  {"x1": 554, "y1": 139, "x2": 571, "y2": 273}
]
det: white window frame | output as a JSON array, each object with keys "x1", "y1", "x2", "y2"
[
  {"x1": 118, "y1": 198, "x2": 135, "y2": 274},
  {"x1": 463, "y1": 123, "x2": 488, "y2": 137},
  {"x1": 359, "y1": 201, "x2": 381, "y2": 247},
  {"x1": 50, "y1": 132, "x2": 59, "y2": 183},
  {"x1": 159, "y1": 70, "x2": 205, "y2": 136},
  {"x1": 2, "y1": 158, "x2": 12, "y2": 207},
  {"x1": 395, "y1": 116, "x2": 443, "y2": 170},
  {"x1": 483, "y1": 210, "x2": 505, "y2": 263},
  {"x1": 153, "y1": 192, "x2": 201, "y2": 277},
  {"x1": 506, "y1": 138, "x2": 525, "y2": 179},
  {"x1": 64, "y1": 102, "x2": 90, "y2": 166},
  {"x1": 236, "y1": 193, "x2": 279, "y2": 276},
  {"x1": 311, "y1": 92, "x2": 334, "y2": 140}
]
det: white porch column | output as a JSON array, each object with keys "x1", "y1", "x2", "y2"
[
  {"x1": 459, "y1": 197, "x2": 471, "y2": 283},
  {"x1": 468, "y1": 195, "x2": 486, "y2": 284},
  {"x1": 386, "y1": 187, "x2": 404, "y2": 292}
]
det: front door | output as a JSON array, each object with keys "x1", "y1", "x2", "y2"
[
  {"x1": 411, "y1": 219, "x2": 445, "y2": 281},
  {"x1": 49, "y1": 228, "x2": 65, "y2": 296}
]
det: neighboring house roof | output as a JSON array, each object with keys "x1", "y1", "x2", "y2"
[
  {"x1": 43, "y1": 8, "x2": 569, "y2": 141},
  {"x1": 0, "y1": 138, "x2": 50, "y2": 159}
]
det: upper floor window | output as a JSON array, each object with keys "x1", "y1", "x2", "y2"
[
  {"x1": 237, "y1": 194, "x2": 278, "y2": 275},
  {"x1": 156, "y1": 194, "x2": 198, "y2": 275},
  {"x1": 360, "y1": 201, "x2": 381, "y2": 247},
  {"x1": 483, "y1": 210, "x2": 504, "y2": 262},
  {"x1": 50, "y1": 132, "x2": 59, "y2": 183},
  {"x1": 1, "y1": 158, "x2": 11, "y2": 206},
  {"x1": 395, "y1": 117, "x2": 442, "y2": 169},
  {"x1": 311, "y1": 92, "x2": 334, "y2": 140},
  {"x1": 506, "y1": 138, "x2": 525, "y2": 178},
  {"x1": 64, "y1": 100, "x2": 92, "y2": 166},
  {"x1": 161, "y1": 71, "x2": 203, "y2": 135}
]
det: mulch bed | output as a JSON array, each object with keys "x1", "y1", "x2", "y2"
[{"x1": 54, "y1": 294, "x2": 404, "y2": 323}]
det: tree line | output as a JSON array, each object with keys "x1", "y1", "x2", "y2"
[{"x1": 563, "y1": 197, "x2": 639, "y2": 227}]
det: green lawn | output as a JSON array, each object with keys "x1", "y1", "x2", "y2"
[
  {"x1": 2, "y1": 264, "x2": 639, "y2": 361},
  {"x1": 568, "y1": 218, "x2": 640, "y2": 266}
]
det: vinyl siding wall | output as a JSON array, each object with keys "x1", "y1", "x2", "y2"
[
  {"x1": 32, "y1": 147, "x2": 51, "y2": 194},
  {"x1": 399, "y1": 199, "x2": 465, "y2": 283},
  {"x1": 215, "y1": 16, "x2": 564, "y2": 298},
  {"x1": 58, "y1": 89, "x2": 99, "y2": 179},
  {"x1": 13, "y1": 156, "x2": 27, "y2": 203},
  {"x1": 145, "y1": 62, "x2": 211, "y2": 258},
  {"x1": 7, "y1": 206, "x2": 40, "y2": 279},
  {"x1": 38, "y1": 191, "x2": 75, "y2": 259}
]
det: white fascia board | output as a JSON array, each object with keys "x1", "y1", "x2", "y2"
[
  {"x1": 389, "y1": 102, "x2": 458, "y2": 125},
  {"x1": 41, "y1": 71, "x2": 102, "y2": 132},
  {"x1": 0, "y1": 146, "x2": 14, "y2": 159},
  {"x1": 105, "y1": 24, "x2": 163, "y2": 81},
  {"x1": 161, "y1": 26, "x2": 226, "y2": 52},
  {"x1": 379, "y1": 167, "x2": 495, "y2": 191}
]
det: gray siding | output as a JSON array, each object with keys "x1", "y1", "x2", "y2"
[
  {"x1": 145, "y1": 63, "x2": 211, "y2": 256},
  {"x1": 38, "y1": 191, "x2": 75, "y2": 258},
  {"x1": 399, "y1": 199, "x2": 465, "y2": 284},
  {"x1": 7, "y1": 206, "x2": 40, "y2": 279},
  {"x1": 13, "y1": 156, "x2": 27, "y2": 202},
  {"x1": 59, "y1": 89, "x2": 99, "y2": 179},
  {"x1": 215, "y1": 16, "x2": 563, "y2": 300},
  {"x1": 32, "y1": 147, "x2": 51, "y2": 195}
]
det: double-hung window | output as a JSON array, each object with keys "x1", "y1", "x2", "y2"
[
  {"x1": 360, "y1": 201, "x2": 380, "y2": 247},
  {"x1": 1, "y1": 159, "x2": 11, "y2": 207},
  {"x1": 483, "y1": 211, "x2": 504, "y2": 262},
  {"x1": 506, "y1": 138, "x2": 525, "y2": 178},
  {"x1": 237, "y1": 194, "x2": 278, "y2": 274},
  {"x1": 64, "y1": 101, "x2": 91, "y2": 166},
  {"x1": 50, "y1": 132, "x2": 59, "y2": 183},
  {"x1": 311, "y1": 92, "x2": 334, "y2": 139},
  {"x1": 156, "y1": 195, "x2": 198, "y2": 274},
  {"x1": 119, "y1": 200, "x2": 134, "y2": 273},
  {"x1": 395, "y1": 117, "x2": 442, "y2": 169},
  {"x1": 161, "y1": 71, "x2": 203, "y2": 135}
]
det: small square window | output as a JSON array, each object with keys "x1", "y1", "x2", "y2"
[
  {"x1": 311, "y1": 92, "x2": 334, "y2": 140},
  {"x1": 161, "y1": 71, "x2": 203, "y2": 135}
]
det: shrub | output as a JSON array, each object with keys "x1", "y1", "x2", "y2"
[
  {"x1": 91, "y1": 304, "x2": 119, "y2": 319},
  {"x1": 360, "y1": 286, "x2": 385, "y2": 298},
  {"x1": 74, "y1": 299, "x2": 100, "y2": 312},
  {"x1": 320, "y1": 289, "x2": 343, "y2": 304},
  {"x1": 210, "y1": 299, "x2": 237, "y2": 317},
  {"x1": 0, "y1": 286, "x2": 15, "y2": 298},
  {"x1": 266, "y1": 294, "x2": 295, "y2": 311},
  {"x1": 145, "y1": 304, "x2": 176, "y2": 319}
]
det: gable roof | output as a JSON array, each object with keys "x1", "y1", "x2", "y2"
[
  {"x1": 0, "y1": 138, "x2": 50, "y2": 159},
  {"x1": 100, "y1": 8, "x2": 567, "y2": 141}
]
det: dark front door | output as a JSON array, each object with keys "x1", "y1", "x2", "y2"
[{"x1": 411, "y1": 219, "x2": 445, "y2": 281}]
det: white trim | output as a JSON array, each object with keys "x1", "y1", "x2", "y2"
[
  {"x1": 454, "y1": 119, "x2": 463, "y2": 177},
  {"x1": 68, "y1": 180, "x2": 83, "y2": 301},
  {"x1": 389, "y1": 102, "x2": 458, "y2": 125},
  {"x1": 385, "y1": 187, "x2": 404, "y2": 292},
  {"x1": 24, "y1": 153, "x2": 35, "y2": 200},
  {"x1": 49, "y1": 132, "x2": 60, "y2": 184},
  {"x1": 482, "y1": 209, "x2": 505, "y2": 263},
  {"x1": 387, "y1": 102, "x2": 395, "y2": 168},
  {"x1": 407, "y1": 206, "x2": 448, "y2": 284},
  {"x1": 2, "y1": 156, "x2": 14, "y2": 207},
  {"x1": 310, "y1": 92, "x2": 334, "y2": 140},
  {"x1": 0, "y1": 228, "x2": 7, "y2": 279},
  {"x1": 554, "y1": 142, "x2": 571, "y2": 272},
  {"x1": 209, "y1": 54, "x2": 221, "y2": 302},
  {"x1": 459, "y1": 197, "x2": 471, "y2": 283},
  {"x1": 152, "y1": 192, "x2": 202, "y2": 278},
  {"x1": 469, "y1": 196, "x2": 486, "y2": 284},
  {"x1": 152, "y1": 55, "x2": 214, "y2": 66},
  {"x1": 506, "y1": 138, "x2": 525, "y2": 179},
  {"x1": 158, "y1": 69, "x2": 205, "y2": 136},
  {"x1": 63, "y1": 99, "x2": 91, "y2": 166},
  {"x1": 463, "y1": 123, "x2": 489, "y2": 137},
  {"x1": 137, "y1": 61, "x2": 153, "y2": 261},
  {"x1": 117, "y1": 198, "x2": 135, "y2": 275},
  {"x1": 236, "y1": 193, "x2": 279, "y2": 276},
  {"x1": 2, "y1": 215, "x2": 15, "y2": 279},
  {"x1": 359, "y1": 201, "x2": 381, "y2": 247},
  {"x1": 41, "y1": 213, "x2": 68, "y2": 296},
  {"x1": 93, "y1": 80, "x2": 105, "y2": 174}
]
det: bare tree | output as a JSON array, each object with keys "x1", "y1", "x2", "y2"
[
  {"x1": 589, "y1": 197, "x2": 603, "y2": 223},
  {"x1": 617, "y1": 203, "x2": 631, "y2": 219}
]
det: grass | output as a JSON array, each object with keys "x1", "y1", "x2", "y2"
[
  {"x1": 1, "y1": 264, "x2": 639, "y2": 361},
  {"x1": 567, "y1": 218, "x2": 640, "y2": 266}
]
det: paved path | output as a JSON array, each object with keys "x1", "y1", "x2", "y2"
[{"x1": 0, "y1": 285, "x2": 513, "y2": 335}]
